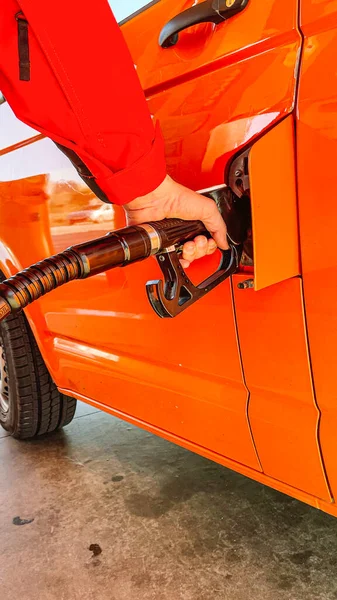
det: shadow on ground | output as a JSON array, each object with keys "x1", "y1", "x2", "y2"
[{"x1": 1, "y1": 404, "x2": 337, "y2": 600}]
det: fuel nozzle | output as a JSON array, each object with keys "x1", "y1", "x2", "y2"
[{"x1": 0, "y1": 199, "x2": 242, "y2": 320}]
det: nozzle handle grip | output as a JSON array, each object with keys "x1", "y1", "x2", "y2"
[{"x1": 149, "y1": 219, "x2": 207, "y2": 248}]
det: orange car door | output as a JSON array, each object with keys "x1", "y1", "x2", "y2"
[
  {"x1": 121, "y1": 0, "x2": 331, "y2": 501},
  {"x1": 0, "y1": 76, "x2": 261, "y2": 471},
  {"x1": 21, "y1": 0, "x2": 298, "y2": 471},
  {"x1": 24, "y1": 0, "x2": 298, "y2": 470}
]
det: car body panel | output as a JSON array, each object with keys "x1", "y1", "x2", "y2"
[
  {"x1": 296, "y1": 0, "x2": 337, "y2": 499},
  {"x1": 0, "y1": 124, "x2": 260, "y2": 470},
  {"x1": 0, "y1": 0, "x2": 336, "y2": 515},
  {"x1": 232, "y1": 117, "x2": 331, "y2": 501},
  {"x1": 248, "y1": 116, "x2": 300, "y2": 291},
  {"x1": 234, "y1": 273, "x2": 331, "y2": 501}
]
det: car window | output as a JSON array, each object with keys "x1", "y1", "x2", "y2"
[
  {"x1": 0, "y1": 95, "x2": 39, "y2": 152},
  {"x1": 108, "y1": 0, "x2": 160, "y2": 23}
]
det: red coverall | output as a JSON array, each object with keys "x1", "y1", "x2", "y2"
[{"x1": 0, "y1": 0, "x2": 166, "y2": 205}]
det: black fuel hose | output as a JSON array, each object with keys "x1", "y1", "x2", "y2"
[{"x1": 0, "y1": 218, "x2": 208, "y2": 322}]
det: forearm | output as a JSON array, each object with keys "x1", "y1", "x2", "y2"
[{"x1": 0, "y1": 0, "x2": 166, "y2": 204}]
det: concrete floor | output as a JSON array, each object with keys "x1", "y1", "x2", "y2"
[{"x1": 1, "y1": 403, "x2": 337, "y2": 600}]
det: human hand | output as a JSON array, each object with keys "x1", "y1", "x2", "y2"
[{"x1": 124, "y1": 175, "x2": 228, "y2": 268}]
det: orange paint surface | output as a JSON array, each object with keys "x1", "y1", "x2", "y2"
[
  {"x1": 126, "y1": 0, "x2": 301, "y2": 191},
  {"x1": 249, "y1": 116, "x2": 300, "y2": 290},
  {"x1": 1, "y1": 0, "x2": 337, "y2": 516},
  {"x1": 296, "y1": 0, "x2": 337, "y2": 500},
  {"x1": 233, "y1": 275, "x2": 331, "y2": 501}
]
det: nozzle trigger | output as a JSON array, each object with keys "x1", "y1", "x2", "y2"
[{"x1": 146, "y1": 243, "x2": 240, "y2": 318}]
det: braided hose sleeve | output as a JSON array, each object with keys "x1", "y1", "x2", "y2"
[{"x1": 0, "y1": 249, "x2": 85, "y2": 320}]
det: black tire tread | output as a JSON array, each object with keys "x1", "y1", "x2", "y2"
[{"x1": 0, "y1": 309, "x2": 76, "y2": 439}]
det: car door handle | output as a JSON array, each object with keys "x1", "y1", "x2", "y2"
[{"x1": 159, "y1": 0, "x2": 249, "y2": 48}]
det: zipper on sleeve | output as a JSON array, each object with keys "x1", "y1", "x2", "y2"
[{"x1": 15, "y1": 11, "x2": 30, "y2": 81}]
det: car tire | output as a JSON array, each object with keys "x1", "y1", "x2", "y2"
[{"x1": 0, "y1": 302, "x2": 76, "y2": 439}]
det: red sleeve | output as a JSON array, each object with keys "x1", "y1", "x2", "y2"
[{"x1": 0, "y1": 0, "x2": 167, "y2": 204}]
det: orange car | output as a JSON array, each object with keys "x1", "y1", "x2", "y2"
[{"x1": 0, "y1": 0, "x2": 336, "y2": 517}]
